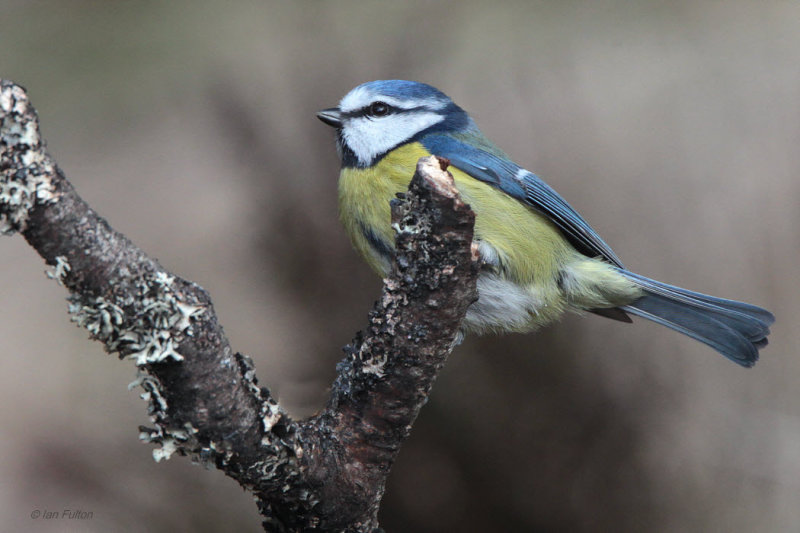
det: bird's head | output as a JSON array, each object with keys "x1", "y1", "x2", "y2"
[{"x1": 317, "y1": 80, "x2": 471, "y2": 167}]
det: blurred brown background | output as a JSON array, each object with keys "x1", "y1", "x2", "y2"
[{"x1": 1, "y1": 1, "x2": 797, "y2": 531}]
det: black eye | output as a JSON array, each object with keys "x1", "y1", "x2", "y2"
[{"x1": 367, "y1": 102, "x2": 391, "y2": 117}]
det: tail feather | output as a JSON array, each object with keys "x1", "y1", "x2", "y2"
[
  {"x1": 621, "y1": 270, "x2": 775, "y2": 325},
  {"x1": 619, "y1": 270, "x2": 774, "y2": 367}
]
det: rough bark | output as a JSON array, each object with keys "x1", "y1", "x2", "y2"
[{"x1": 0, "y1": 80, "x2": 479, "y2": 531}]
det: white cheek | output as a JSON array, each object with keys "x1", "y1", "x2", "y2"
[{"x1": 343, "y1": 112, "x2": 444, "y2": 166}]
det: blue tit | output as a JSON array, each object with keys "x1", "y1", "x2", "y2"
[{"x1": 317, "y1": 80, "x2": 774, "y2": 367}]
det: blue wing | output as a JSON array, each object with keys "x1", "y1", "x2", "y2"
[{"x1": 422, "y1": 134, "x2": 624, "y2": 267}]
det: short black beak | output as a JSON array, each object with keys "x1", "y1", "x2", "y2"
[{"x1": 316, "y1": 107, "x2": 342, "y2": 128}]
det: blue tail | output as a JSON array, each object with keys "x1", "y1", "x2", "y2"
[{"x1": 618, "y1": 270, "x2": 774, "y2": 367}]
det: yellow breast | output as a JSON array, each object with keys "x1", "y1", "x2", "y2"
[{"x1": 337, "y1": 142, "x2": 575, "y2": 284}]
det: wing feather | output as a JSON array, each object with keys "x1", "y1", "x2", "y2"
[{"x1": 422, "y1": 134, "x2": 624, "y2": 267}]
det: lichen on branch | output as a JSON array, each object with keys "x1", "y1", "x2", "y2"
[{"x1": 0, "y1": 79, "x2": 479, "y2": 532}]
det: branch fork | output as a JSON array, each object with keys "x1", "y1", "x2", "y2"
[{"x1": 0, "y1": 79, "x2": 478, "y2": 532}]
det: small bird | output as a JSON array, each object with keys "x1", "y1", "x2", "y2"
[{"x1": 317, "y1": 80, "x2": 774, "y2": 367}]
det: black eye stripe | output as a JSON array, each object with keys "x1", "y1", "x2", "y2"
[{"x1": 341, "y1": 104, "x2": 434, "y2": 120}]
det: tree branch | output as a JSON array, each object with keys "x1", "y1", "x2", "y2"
[{"x1": 0, "y1": 79, "x2": 479, "y2": 531}]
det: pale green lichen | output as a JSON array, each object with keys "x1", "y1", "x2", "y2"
[
  {"x1": 66, "y1": 270, "x2": 206, "y2": 462},
  {"x1": 3, "y1": 83, "x2": 222, "y2": 465},
  {"x1": 134, "y1": 368, "x2": 200, "y2": 463},
  {"x1": 0, "y1": 84, "x2": 57, "y2": 234},
  {"x1": 67, "y1": 271, "x2": 204, "y2": 366},
  {"x1": 69, "y1": 296, "x2": 125, "y2": 344},
  {"x1": 151, "y1": 438, "x2": 179, "y2": 463},
  {"x1": 139, "y1": 421, "x2": 199, "y2": 463},
  {"x1": 45, "y1": 256, "x2": 71, "y2": 286},
  {"x1": 238, "y1": 352, "x2": 290, "y2": 440},
  {"x1": 261, "y1": 399, "x2": 283, "y2": 435},
  {"x1": 360, "y1": 357, "x2": 387, "y2": 377},
  {"x1": 391, "y1": 216, "x2": 430, "y2": 237},
  {"x1": 128, "y1": 371, "x2": 168, "y2": 414}
]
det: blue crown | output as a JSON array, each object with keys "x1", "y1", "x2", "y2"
[{"x1": 354, "y1": 80, "x2": 451, "y2": 102}]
